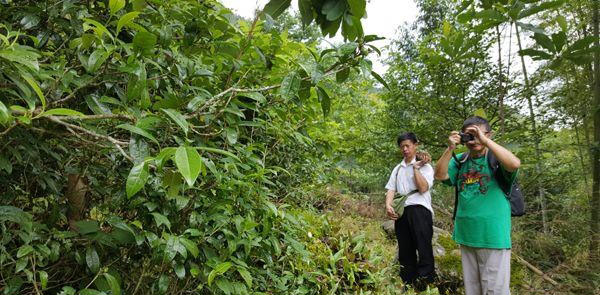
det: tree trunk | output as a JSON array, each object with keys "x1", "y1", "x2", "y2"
[
  {"x1": 514, "y1": 23, "x2": 548, "y2": 233},
  {"x1": 590, "y1": 0, "x2": 600, "y2": 262},
  {"x1": 66, "y1": 174, "x2": 88, "y2": 230},
  {"x1": 495, "y1": 25, "x2": 506, "y2": 134}
]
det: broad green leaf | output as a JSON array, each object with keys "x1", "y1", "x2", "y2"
[
  {"x1": 322, "y1": 0, "x2": 346, "y2": 21},
  {"x1": 117, "y1": 12, "x2": 141, "y2": 33},
  {"x1": 133, "y1": 31, "x2": 157, "y2": 54},
  {"x1": 155, "y1": 147, "x2": 176, "y2": 170},
  {"x1": 74, "y1": 220, "x2": 100, "y2": 234},
  {"x1": 109, "y1": 0, "x2": 126, "y2": 15},
  {"x1": 237, "y1": 268, "x2": 252, "y2": 288},
  {"x1": 0, "y1": 155, "x2": 13, "y2": 173},
  {"x1": 117, "y1": 124, "x2": 159, "y2": 145},
  {"x1": 39, "y1": 270, "x2": 48, "y2": 289},
  {"x1": 15, "y1": 257, "x2": 28, "y2": 273},
  {"x1": 22, "y1": 75, "x2": 46, "y2": 111},
  {"x1": 533, "y1": 33, "x2": 555, "y2": 53},
  {"x1": 103, "y1": 273, "x2": 121, "y2": 295},
  {"x1": 0, "y1": 101, "x2": 12, "y2": 125},
  {"x1": 556, "y1": 15, "x2": 567, "y2": 32},
  {"x1": 158, "y1": 275, "x2": 169, "y2": 294},
  {"x1": 17, "y1": 245, "x2": 34, "y2": 258},
  {"x1": 87, "y1": 49, "x2": 110, "y2": 73},
  {"x1": 174, "y1": 263, "x2": 185, "y2": 279},
  {"x1": 225, "y1": 128, "x2": 238, "y2": 145},
  {"x1": 208, "y1": 262, "x2": 232, "y2": 286},
  {"x1": 567, "y1": 36, "x2": 596, "y2": 52},
  {"x1": 519, "y1": 49, "x2": 553, "y2": 60},
  {"x1": 86, "y1": 96, "x2": 112, "y2": 114},
  {"x1": 473, "y1": 108, "x2": 487, "y2": 119},
  {"x1": 316, "y1": 86, "x2": 330, "y2": 117},
  {"x1": 278, "y1": 72, "x2": 300, "y2": 100},
  {"x1": 85, "y1": 246, "x2": 100, "y2": 273},
  {"x1": 83, "y1": 19, "x2": 114, "y2": 40},
  {"x1": 126, "y1": 161, "x2": 149, "y2": 198},
  {"x1": 179, "y1": 238, "x2": 199, "y2": 258},
  {"x1": 132, "y1": 0, "x2": 147, "y2": 11},
  {"x1": 298, "y1": 0, "x2": 313, "y2": 26},
  {"x1": 42, "y1": 108, "x2": 85, "y2": 117},
  {"x1": 150, "y1": 212, "x2": 171, "y2": 230},
  {"x1": 262, "y1": 0, "x2": 291, "y2": 18},
  {"x1": 551, "y1": 31, "x2": 566, "y2": 52},
  {"x1": 347, "y1": 0, "x2": 366, "y2": 18},
  {"x1": 161, "y1": 109, "x2": 189, "y2": 135},
  {"x1": 187, "y1": 89, "x2": 212, "y2": 111},
  {"x1": 174, "y1": 146, "x2": 202, "y2": 186},
  {"x1": 0, "y1": 46, "x2": 40, "y2": 71},
  {"x1": 336, "y1": 67, "x2": 350, "y2": 83},
  {"x1": 518, "y1": 0, "x2": 565, "y2": 20}
]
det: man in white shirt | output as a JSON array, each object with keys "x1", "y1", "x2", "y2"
[{"x1": 385, "y1": 132, "x2": 436, "y2": 292}]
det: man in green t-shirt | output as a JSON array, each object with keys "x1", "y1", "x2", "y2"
[{"x1": 434, "y1": 116, "x2": 521, "y2": 295}]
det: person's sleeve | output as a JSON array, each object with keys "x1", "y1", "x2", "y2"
[
  {"x1": 500, "y1": 165, "x2": 519, "y2": 186},
  {"x1": 421, "y1": 164, "x2": 434, "y2": 189},
  {"x1": 385, "y1": 166, "x2": 398, "y2": 191},
  {"x1": 441, "y1": 156, "x2": 459, "y2": 186}
]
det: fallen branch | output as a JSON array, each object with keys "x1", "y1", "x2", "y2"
[{"x1": 514, "y1": 254, "x2": 559, "y2": 286}]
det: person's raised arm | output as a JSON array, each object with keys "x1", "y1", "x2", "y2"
[
  {"x1": 466, "y1": 125, "x2": 521, "y2": 172},
  {"x1": 434, "y1": 131, "x2": 460, "y2": 180}
]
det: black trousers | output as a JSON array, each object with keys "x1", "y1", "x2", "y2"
[{"x1": 395, "y1": 205, "x2": 437, "y2": 290}]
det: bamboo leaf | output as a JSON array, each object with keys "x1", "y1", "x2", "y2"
[{"x1": 161, "y1": 108, "x2": 189, "y2": 135}]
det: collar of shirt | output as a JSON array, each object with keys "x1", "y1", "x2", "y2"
[{"x1": 400, "y1": 157, "x2": 417, "y2": 167}]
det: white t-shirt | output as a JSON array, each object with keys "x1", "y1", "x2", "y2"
[{"x1": 385, "y1": 158, "x2": 434, "y2": 215}]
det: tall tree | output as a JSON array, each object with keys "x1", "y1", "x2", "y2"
[{"x1": 591, "y1": 0, "x2": 600, "y2": 261}]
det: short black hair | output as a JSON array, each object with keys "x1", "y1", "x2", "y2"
[
  {"x1": 397, "y1": 132, "x2": 418, "y2": 146},
  {"x1": 462, "y1": 116, "x2": 491, "y2": 132}
]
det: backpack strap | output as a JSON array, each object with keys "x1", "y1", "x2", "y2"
[
  {"x1": 452, "y1": 152, "x2": 468, "y2": 220},
  {"x1": 486, "y1": 150, "x2": 512, "y2": 196}
]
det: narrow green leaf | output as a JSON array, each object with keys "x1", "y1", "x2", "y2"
[
  {"x1": 0, "y1": 101, "x2": 12, "y2": 125},
  {"x1": 161, "y1": 109, "x2": 189, "y2": 135},
  {"x1": 298, "y1": 0, "x2": 313, "y2": 26},
  {"x1": 370, "y1": 71, "x2": 390, "y2": 90},
  {"x1": 117, "y1": 124, "x2": 159, "y2": 145},
  {"x1": 237, "y1": 268, "x2": 252, "y2": 288},
  {"x1": 208, "y1": 262, "x2": 232, "y2": 286},
  {"x1": 42, "y1": 108, "x2": 85, "y2": 117},
  {"x1": 85, "y1": 246, "x2": 100, "y2": 273},
  {"x1": 17, "y1": 245, "x2": 34, "y2": 258},
  {"x1": 117, "y1": 12, "x2": 141, "y2": 33},
  {"x1": 39, "y1": 270, "x2": 48, "y2": 289},
  {"x1": 518, "y1": 0, "x2": 565, "y2": 19},
  {"x1": 174, "y1": 146, "x2": 202, "y2": 186},
  {"x1": 533, "y1": 33, "x2": 555, "y2": 53},
  {"x1": 150, "y1": 212, "x2": 171, "y2": 230},
  {"x1": 158, "y1": 275, "x2": 169, "y2": 294},
  {"x1": 179, "y1": 238, "x2": 199, "y2": 258},
  {"x1": 238, "y1": 92, "x2": 266, "y2": 103},
  {"x1": 23, "y1": 75, "x2": 46, "y2": 111},
  {"x1": 278, "y1": 72, "x2": 300, "y2": 100},
  {"x1": 336, "y1": 67, "x2": 350, "y2": 83},
  {"x1": 196, "y1": 146, "x2": 241, "y2": 162},
  {"x1": 103, "y1": 273, "x2": 121, "y2": 295},
  {"x1": 174, "y1": 263, "x2": 185, "y2": 279},
  {"x1": 224, "y1": 128, "x2": 238, "y2": 145},
  {"x1": 126, "y1": 161, "x2": 149, "y2": 198},
  {"x1": 316, "y1": 87, "x2": 330, "y2": 117},
  {"x1": 133, "y1": 31, "x2": 157, "y2": 54},
  {"x1": 109, "y1": 0, "x2": 126, "y2": 15},
  {"x1": 262, "y1": 0, "x2": 291, "y2": 18}
]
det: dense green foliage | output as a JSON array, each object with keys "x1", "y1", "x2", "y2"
[{"x1": 1, "y1": 0, "x2": 600, "y2": 294}]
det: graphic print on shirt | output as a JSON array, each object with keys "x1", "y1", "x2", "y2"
[{"x1": 459, "y1": 161, "x2": 490, "y2": 194}]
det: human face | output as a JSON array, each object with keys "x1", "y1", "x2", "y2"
[
  {"x1": 399, "y1": 139, "x2": 418, "y2": 161},
  {"x1": 463, "y1": 124, "x2": 491, "y2": 152}
]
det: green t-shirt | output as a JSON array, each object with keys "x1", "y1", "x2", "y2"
[{"x1": 442, "y1": 152, "x2": 518, "y2": 249}]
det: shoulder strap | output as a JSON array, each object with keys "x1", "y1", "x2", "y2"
[
  {"x1": 452, "y1": 152, "x2": 468, "y2": 219},
  {"x1": 486, "y1": 151, "x2": 511, "y2": 195}
]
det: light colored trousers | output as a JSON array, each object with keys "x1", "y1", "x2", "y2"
[{"x1": 461, "y1": 245, "x2": 511, "y2": 295}]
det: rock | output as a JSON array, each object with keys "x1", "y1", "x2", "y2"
[{"x1": 382, "y1": 220, "x2": 396, "y2": 239}]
